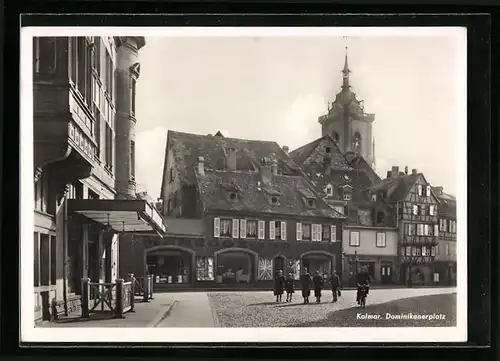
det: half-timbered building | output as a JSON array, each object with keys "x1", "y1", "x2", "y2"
[{"x1": 369, "y1": 167, "x2": 440, "y2": 286}]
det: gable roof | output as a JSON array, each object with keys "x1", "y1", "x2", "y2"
[
  {"x1": 369, "y1": 172, "x2": 440, "y2": 203},
  {"x1": 347, "y1": 154, "x2": 381, "y2": 184},
  {"x1": 289, "y1": 134, "x2": 351, "y2": 170},
  {"x1": 195, "y1": 170, "x2": 346, "y2": 219},
  {"x1": 163, "y1": 130, "x2": 300, "y2": 189}
]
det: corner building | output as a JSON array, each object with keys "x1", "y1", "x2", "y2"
[{"x1": 33, "y1": 36, "x2": 165, "y2": 323}]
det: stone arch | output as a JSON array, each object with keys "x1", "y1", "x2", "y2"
[
  {"x1": 144, "y1": 245, "x2": 196, "y2": 284},
  {"x1": 215, "y1": 247, "x2": 259, "y2": 283},
  {"x1": 300, "y1": 251, "x2": 337, "y2": 275}
]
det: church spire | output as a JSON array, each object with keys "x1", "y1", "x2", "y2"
[{"x1": 342, "y1": 46, "x2": 351, "y2": 90}]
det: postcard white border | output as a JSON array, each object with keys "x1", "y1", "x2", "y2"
[{"x1": 21, "y1": 26, "x2": 467, "y2": 343}]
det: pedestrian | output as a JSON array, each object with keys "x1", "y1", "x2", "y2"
[
  {"x1": 285, "y1": 272, "x2": 295, "y2": 302},
  {"x1": 355, "y1": 266, "x2": 371, "y2": 305},
  {"x1": 274, "y1": 269, "x2": 285, "y2": 303},
  {"x1": 329, "y1": 269, "x2": 341, "y2": 303},
  {"x1": 313, "y1": 270, "x2": 324, "y2": 303},
  {"x1": 300, "y1": 269, "x2": 312, "y2": 304}
]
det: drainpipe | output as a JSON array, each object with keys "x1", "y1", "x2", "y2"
[{"x1": 63, "y1": 196, "x2": 68, "y2": 316}]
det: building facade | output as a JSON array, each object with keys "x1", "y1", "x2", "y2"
[
  {"x1": 33, "y1": 36, "x2": 164, "y2": 323},
  {"x1": 433, "y1": 186, "x2": 457, "y2": 285},
  {"x1": 118, "y1": 131, "x2": 346, "y2": 288},
  {"x1": 370, "y1": 167, "x2": 440, "y2": 286}
]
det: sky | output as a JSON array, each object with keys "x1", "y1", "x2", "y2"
[{"x1": 134, "y1": 33, "x2": 463, "y2": 200}]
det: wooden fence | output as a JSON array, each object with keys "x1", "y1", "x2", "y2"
[
  {"x1": 128, "y1": 273, "x2": 154, "y2": 302},
  {"x1": 81, "y1": 278, "x2": 135, "y2": 319}
]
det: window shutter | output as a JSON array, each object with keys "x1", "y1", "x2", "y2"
[
  {"x1": 317, "y1": 224, "x2": 322, "y2": 241},
  {"x1": 232, "y1": 219, "x2": 240, "y2": 238},
  {"x1": 258, "y1": 220, "x2": 265, "y2": 239},
  {"x1": 429, "y1": 205, "x2": 434, "y2": 216},
  {"x1": 213, "y1": 217, "x2": 220, "y2": 238},
  {"x1": 330, "y1": 225, "x2": 336, "y2": 242},
  {"x1": 413, "y1": 205, "x2": 418, "y2": 215},
  {"x1": 417, "y1": 185, "x2": 422, "y2": 196},
  {"x1": 434, "y1": 225, "x2": 439, "y2": 237},
  {"x1": 312, "y1": 224, "x2": 317, "y2": 242},
  {"x1": 240, "y1": 219, "x2": 247, "y2": 239},
  {"x1": 281, "y1": 221, "x2": 286, "y2": 240},
  {"x1": 426, "y1": 186, "x2": 431, "y2": 197},
  {"x1": 269, "y1": 221, "x2": 276, "y2": 240},
  {"x1": 424, "y1": 224, "x2": 429, "y2": 235},
  {"x1": 296, "y1": 223, "x2": 302, "y2": 241}
]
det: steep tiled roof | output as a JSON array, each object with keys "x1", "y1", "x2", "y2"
[
  {"x1": 438, "y1": 201, "x2": 456, "y2": 219},
  {"x1": 289, "y1": 134, "x2": 351, "y2": 170},
  {"x1": 196, "y1": 170, "x2": 346, "y2": 219},
  {"x1": 163, "y1": 217, "x2": 204, "y2": 237},
  {"x1": 166, "y1": 131, "x2": 300, "y2": 186},
  {"x1": 347, "y1": 154, "x2": 381, "y2": 184},
  {"x1": 369, "y1": 174, "x2": 420, "y2": 202}
]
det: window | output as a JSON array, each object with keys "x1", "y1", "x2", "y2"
[
  {"x1": 33, "y1": 37, "x2": 56, "y2": 75},
  {"x1": 169, "y1": 168, "x2": 175, "y2": 182},
  {"x1": 104, "y1": 49, "x2": 114, "y2": 99},
  {"x1": 413, "y1": 204, "x2": 418, "y2": 215},
  {"x1": 417, "y1": 224, "x2": 424, "y2": 236},
  {"x1": 326, "y1": 184, "x2": 333, "y2": 196},
  {"x1": 376, "y1": 232, "x2": 386, "y2": 247},
  {"x1": 406, "y1": 223, "x2": 416, "y2": 236},
  {"x1": 271, "y1": 196, "x2": 279, "y2": 204},
  {"x1": 417, "y1": 184, "x2": 422, "y2": 196},
  {"x1": 420, "y1": 205, "x2": 426, "y2": 216},
  {"x1": 280, "y1": 221, "x2": 287, "y2": 240},
  {"x1": 229, "y1": 192, "x2": 237, "y2": 200},
  {"x1": 246, "y1": 221, "x2": 257, "y2": 238},
  {"x1": 376, "y1": 211, "x2": 385, "y2": 224},
  {"x1": 104, "y1": 123, "x2": 113, "y2": 171},
  {"x1": 406, "y1": 246, "x2": 411, "y2": 256},
  {"x1": 443, "y1": 219, "x2": 448, "y2": 232},
  {"x1": 371, "y1": 193, "x2": 377, "y2": 202},
  {"x1": 424, "y1": 224, "x2": 429, "y2": 235},
  {"x1": 325, "y1": 146, "x2": 331, "y2": 153},
  {"x1": 343, "y1": 191, "x2": 352, "y2": 201},
  {"x1": 34, "y1": 233, "x2": 39, "y2": 287},
  {"x1": 219, "y1": 219, "x2": 232, "y2": 237},
  {"x1": 196, "y1": 256, "x2": 214, "y2": 281},
  {"x1": 429, "y1": 205, "x2": 435, "y2": 216},
  {"x1": 50, "y1": 236, "x2": 57, "y2": 285},
  {"x1": 40, "y1": 234, "x2": 50, "y2": 286},
  {"x1": 322, "y1": 225, "x2": 330, "y2": 241},
  {"x1": 446, "y1": 244, "x2": 450, "y2": 255},
  {"x1": 307, "y1": 198, "x2": 316, "y2": 207},
  {"x1": 426, "y1": 186, "x2": 431, "y2": 197},
  {"x1": 431, "y1": 246, "x2": 436, "y2": 256},
  {"x1": 131, "y1": 78, "x2": 136, "y2": 115},
  {"x1": 232, "y1": 219, "x2": 240, "y2": 238},
  {"x1": 93, "y1": 37, "x2": 101, "y2": 76},
  {"x1": 349, "y1": 231, "x2": 360, "y2": 246},
  {"x1": 302, "y1": 224, "x2": 311, "y2": 240},
  {"x1": 311, "y1": 224, "x2": 322, "y2": 242},
  {"x1": 434, "y1": 225, "x2": 439, "y2": 237},
  {"x1": 330, "y1": 225, "x2": 337, "y2": 242},
  {"x1": 130, "y1": 141, "x2": 135, "y2": 180}
]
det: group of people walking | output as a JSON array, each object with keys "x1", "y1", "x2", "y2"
[{"x1": 274, "y1": 269, "x2": 342, "y2": 304}]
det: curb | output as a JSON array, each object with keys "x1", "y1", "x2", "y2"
[
  {"x1": 149, "y1": 301, "x2": 178, "y2": 328},
  {"x1": 207, "y1": 295, "x2": 220, "y2": 327}
]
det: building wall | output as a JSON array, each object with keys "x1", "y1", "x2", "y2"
[
  {"x1": 321, "y1": 116, "x2": 346, "y2": 152},
  {"x1": 342, "y1": 227, "x2": 398, "y2": 256},
  {"x1": 161, "y1": 148, "x2": 182, "y2": 217},
  {"x1": 435, "y1": 241, "x2": 457, "y2": 262}
]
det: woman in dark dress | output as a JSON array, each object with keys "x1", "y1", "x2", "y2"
[
  {"x1": 274, "y1": 270, "x2": 286, "y2": 303},
  {"x1": 313, "y1": 270, "x2": 324, "y2": 303},
  {"x1": 300, "y1": 270, "x2": 312, "y2": 304},
  {"x1": 285, "y1": 272, "x2": 295, "y2": 302}
]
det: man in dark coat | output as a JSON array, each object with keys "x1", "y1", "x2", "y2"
[
  {"x1": 300, "y1": 269, "x2": 312, "y2": 304},
  {"x1": 356, "y1": 267, "x2": 371, "y2": 305},
  {"x1": 329, "y1": 269, "x2": 341, "y2": 303},
  {"x1": 312, "y1": 270, "x2": 324, "y2": 303},
  {"x1": 274, "y1": 270, "x2": 285, "y2": 303}
]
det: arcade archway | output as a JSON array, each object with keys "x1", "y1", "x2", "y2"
[
  {"x1": 145, "y1": 246, "x2": 195, "y2": 285},
  {"x1": 215, "y1": 248, "x2": 258, "y2": 284}
]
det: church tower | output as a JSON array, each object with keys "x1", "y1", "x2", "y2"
[{"x1": 318, "y1": 47, "x2": 376, "y2": 169}]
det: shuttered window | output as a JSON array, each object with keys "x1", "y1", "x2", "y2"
[
  {"x1": 426, "y1": 186, "x2": 431, "y2": 197},
  {"x1": 232, "y1": 219, "x2": 240, "y2": 238},
  {"x1": 296, "y1": 222, "x2": 302, "y2": 241},
  {"x1": 317, "y1": 224, "x2": 322, "y2": 241},
  {"x1": 213, "y1": 217, "x2": 220, "y2": 238},
  {"x1": 349, "y1": 231, "x2": 360, "y2": 246},
  {"x1": 330, "y1": 225, "x2": 336, "y2": 242},
  {"x1": 429, "y1": 205, "x2": 435, "y2": 216},
  {"x1": 280, "y1": 221, "x2": 286, "y2": 240},
  {"x1": 240, "y1": 219, "x2": 247, "y2": 239},
  {"x1": 258, "y1": 220, "x2": 265, "y2": 239},
  {"x1": 269, "y1": 221, "x2": 276, "y2": 240},
  {"x1": 434, "y1": 225, "x2": 439, "y2": 237}
]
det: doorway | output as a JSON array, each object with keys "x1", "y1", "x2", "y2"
[
  {"x1": 380, "y1": 264, "x2": 393, "y2": 284},
  {"x1": 273, "y1": 256, "x2": 285, "y2": 277}
]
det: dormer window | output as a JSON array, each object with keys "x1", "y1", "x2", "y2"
[
  {"x1": 271, "y1": 196, "x2": 279, "y2": 204},
  {"x1": 307, "y1": 198, "x2": 316, "y2": 208},
  {"x1": 326, "y1": 184, "x2": 333, "y2": 197},
  {"x1": 376, "y1": 211, "x2": 385, "y2": 224},
  {"x1": 229, "y1": 192, "x2": 237, "y2": 200},
  {"x1": 343, "y1": 193, "x2": 352, "y2": 201},
  {"x1": 325, "y1": 146, "x2": 331, "y2": 154},
  {"x1": 371, "y1": 193, "x2": 377, "y2": 202}
]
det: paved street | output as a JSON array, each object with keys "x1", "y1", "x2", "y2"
[
  {"x1": 207, "y1": 287, "x2": 457, "y2": 327},
  {"x1": 156, "y1": 292, "x2": 217, "y2": 327}
]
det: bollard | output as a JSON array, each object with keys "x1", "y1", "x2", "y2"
[
  {"x1": 149, "y1": 275, "x2": 154, "y2": 300},
  {"x1": 81, "y1": 278, "x2": 90, "y2": 318},
  {"x1": 114, "y1": 279, "x2": 124, "y2": 318},
  {"x1": 143, "y1": 275, "x2": 150, "y2": 303}
]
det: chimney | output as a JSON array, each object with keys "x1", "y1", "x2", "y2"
[
  {"x1": 412, "y1": 168, "x2": 417, "y2": 175},
  {"x1": 399, "y1": 172, "x2": 405, "y2": 176},
  {"x1": 434, "y1": 186, "x2": 443, "y2": 195},
  {"x1": 226, "y1": 147, "x2": 237, "y2": 171},
  {"x1": 282, "y1": 145, "x2": 289, "y2": 154},
  {"x1": 405, "y1": 166, "x2": 408, "y2": 175},
  {"x1": 197, "y1": 156, "x2": 205, "y2": 176},
  {"x1": 271, "y1": 158, "x2": 278, "y2": 175},
  {"x1": 386, "y1": 170, "x2": 391, "y2": 179},
  {"x1": 391, "y1": 166, "x2": 399, "y2": 177},
  {"x1": 259, "y1": 165, "x2": 272, "y2": 185}
]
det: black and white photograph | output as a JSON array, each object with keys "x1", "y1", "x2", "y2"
[{"x1": 21, "y1": 26, "x2": 467, "y2": 343}]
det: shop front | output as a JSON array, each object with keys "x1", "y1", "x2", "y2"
[{"x1": 146, "y1": 246, "x2": 195, "y2": 285}]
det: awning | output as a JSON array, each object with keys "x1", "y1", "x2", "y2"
[{"x1": 67, "y1": 199, "x2": 167, "y2": 236}]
